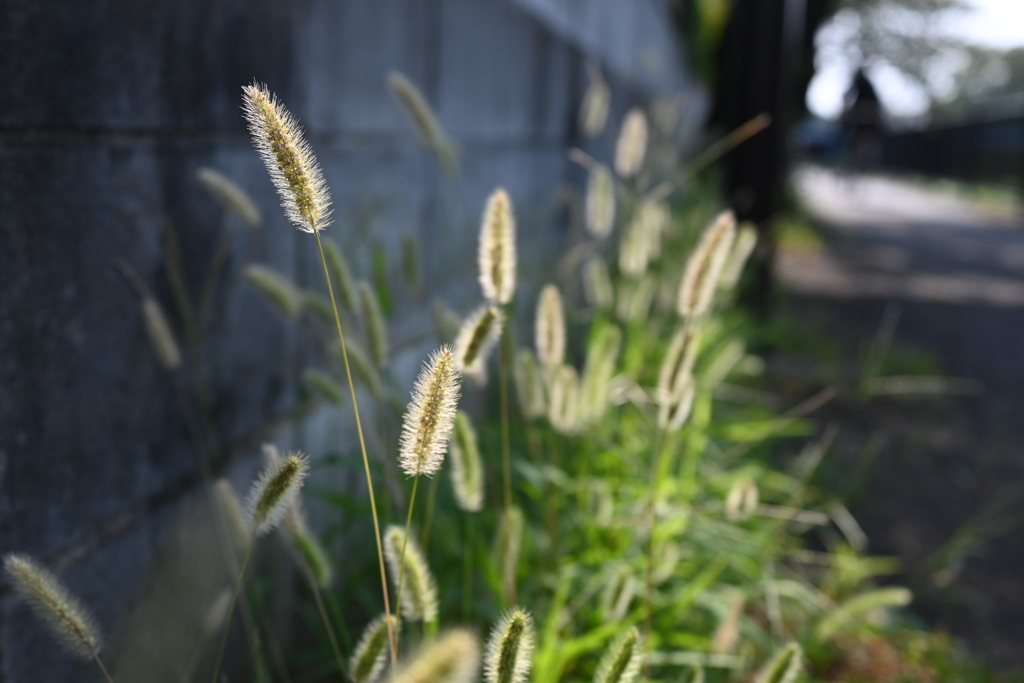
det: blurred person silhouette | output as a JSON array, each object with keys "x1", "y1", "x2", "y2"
[{"x1": 841, "y1": 66, "x2": 883, "y2": 172}]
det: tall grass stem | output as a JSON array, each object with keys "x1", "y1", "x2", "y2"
[{"x1": 313, "y1": 230, "x2": 396, "y2": 665}]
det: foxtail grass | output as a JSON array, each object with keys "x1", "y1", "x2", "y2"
[
  {"x1": 211, "y1": 453, "x2": 309, "y2": 683},
  {"x1": 389, "y1": 629, "x2": 481, "y2": 683},
  {"x1": 585, "y1": 164, "x2": 616, "y2": 239},
  {"x1": 513, "y1": 350, "x2": 546, "y2": 420},
  {"x1": 484, "y1": 608, "x2": 535, "y2": 683},
  {"x1": 244, "y1": 264, "x2": 305, "y2": 320},
  {"x1": 677, "y1": 210, "x2": 736, "y2": 320},
  {"x1": 614, "y1": 109, "x2": 648, "y2": 179},
  {"x1": 547, "y1": 365, "x2": 580, "y2": 436},
  {"x1": 196, "y1": 167, "x2": 262, "y2": 229},
  {"x1": 449, "y1": 411, "x2": 484, "y2": 512},
  {"x1": 583, "y1": 258, "x2": 614, "y2": 310},
  {"x1": 351, "y1": 614, "x2": 398, "y2": 683},
  {"x1": 535, "y1": 285, "x2": 566, "y2": 370},
  {"x1": 242, "y1": 82, "x2": 331, "y2": 232},
  {"x1": 594, "y1": 628, "x2": 643, "y2": 683},
  {"x1": 478, "y1": 188, "x2": 517, "y2": 306},
  {"x1": 384, "y1": 525, "x2": 439, "y2": 624},
  {"x1": 243, "y1": 82, "x2": 396, "y2": 663},
  {"x1": 579, "y1": 64, "x2": 610, "y2": 138},
  {"x1": 453, "y1": 305, "x2": 504, "y2": 383},
  {"x1": 719, "y1": 222, "x2": 758, "y2": 292},
  {"x1": 754, "y1": 642, "x2": 803, "y2": 683},
  {"x1": 725, "y1": 478, "x2": 759, "y2": 522},
  {"x1": 4, "y1": 554, "x2": 113, "y2": 683}
]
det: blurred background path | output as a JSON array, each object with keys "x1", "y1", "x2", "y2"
[{"x1": 778, "y1": 165, "x2": 1024, "y2": 670}]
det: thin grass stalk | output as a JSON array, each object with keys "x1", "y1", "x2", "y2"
[
  {"x1": 421, "y1": 473, "x2": 441, "y2": 550},
  {"x1": 210, "y1": 536, "x2": 255, "y2": 683},
  {"x1": 461, "y1": 513, "x2": 476, "y2": 623},
  {"x1": 500, "y1": 328, "x2": 513, "y2": 514},
  {"x1": 644, "y1": 427, "x2": 669, "y2": 648},
  {"x1": 393, "y1": 473, "x2": 422, "y2": 649},
  {"x1": 313, "y1": 230, "x2": 396, "y2": 665},
  {"x1": 94, "y1": 654, "x2": 116, "y2": 683},
  {"x1": 306, "y1": 567, "x2": 348, "y2": 681}
]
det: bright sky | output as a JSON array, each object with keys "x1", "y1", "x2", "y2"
[{"x1": 807, "y1": 0, "x2": 1024, "y2": 119}]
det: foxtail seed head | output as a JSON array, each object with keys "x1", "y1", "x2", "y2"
[
  {"x1": 583, "y1": 258, "x2": 614, "y2": 310},
  {"x1": 350, "y1": 613, "x2": 398, "y2": 683},
  {"x1": 384, "y1": 525, "x2": 439, "y2": 622},
  {"x1": 4, "y1": 554, "x2": 102, "y2": 659},
  {"x1": 614, "y1": 109, "x2": 648, "y2": 179},
  {"x1": 242, "y1": 82, "x2": 331, "y2": 233},
  {"x1": 479, "y1": 188, "x2": 517, "y2": 305},
  {"x1": 196, "y1": 167, "x2": 261, "y2": 229},
  {"x1": 535, "y1": 284, "x2": 566, "y2": 369},
  {"x1": 390, "y1": 629, "x2": 481, "y2": 683},
  {"x1": 399, "y1": 346, "x2": 462, "y2": 478},
  {"x1": 513, "y1": 350, "x2": 547, "y2": 420},
  {"x1": 484, "y1": 608, "x2": 535, "y2": 683},
  {"x1": 754, "y1": 642, "x2": 803, "y2": 683},
  {"x1": 594, "y1": 627, "x2": 643, "y2": 683},
  {"x1": 677, "y1": 210, "x2": 737, "y2": 319},
  {"x1": 449, "y1": 412, "x2": 484, "y2": 512},
  {"x1": 548, "y1": 365, "x2": 580, "y2": 435},
  {"x1": 245, "y1": 264, "x2": 305, "y2": 320},
  {"x1": 389, "y1": 71, "x2": 446, "y2": 150},
  {"x1": 585, "y1": 164, "x2": 616, "y2": 239},
  {"x1": 142, "y1": 297, "x2": 182, "y2": 371},
  {"x1": 719, "y1": 222, "x2": 758, "y2": 291},
  {"x1": 619, "y1": 200, "x2": 669, "y2": 277},
  {"x1": 245, "y1": 452, "x2": 310, "y2": 536},
  {"x1": 290, "y1": 526, "x2": 333, "y2": 588},
  {"x1": 453, "y1": 305, "x2": 504, "y2": 384},
  {"x1": 656, "y1": 326, "x2": 701, "y2": 404},
  {"x1": 578, "y1": 324, "x2": 622, "y2": 425},
  {"x1": 711, "y1": 595, "x2": 745, "y2": 655},
  {"x1": 360, "y1": 282, "x2": 389, "y2": 368},
  {"x1": 657, "y1": 375, "x2": 696, "y2": 432},
  {"x1": 580, "y1": 74, "x2": 611, "y2": 138},
  {"x1": 725, "y1": 478, "x2": 759, "y2": 522}
]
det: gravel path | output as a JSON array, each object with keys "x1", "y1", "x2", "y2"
[{"x1": 778, "y1": 166, "x2": 1024, "y2": 672}]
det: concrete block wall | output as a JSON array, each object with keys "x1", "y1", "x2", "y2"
[{"x1": 0, "y1": 0, "x2": 696, "y2": 679}]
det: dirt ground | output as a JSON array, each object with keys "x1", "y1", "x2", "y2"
[{"x1": 773, "y1": 167, "x2": 1024, "y2": 673}]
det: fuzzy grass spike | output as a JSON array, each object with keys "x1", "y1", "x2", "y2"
[
  {"x1": 4, "y1": 554, "x2": 103, "y2": 661},
  {"x1": 384, "y1": 526, "x2": 439, "y2": 622},
  {"x1": 196, "y1": 167, "x2": 261, "y2": 228},
  {"x1": 245, "y1": 452, "x2": 310, "y2": 536},
  {"x1": 141, "y1": 297, "x2": 181, "y2": 371},
  {"x1": 484, "y1": 608, "x2": 535, "y2": 683},
  {"x1": 389, "y1": 630, "x2": 481, "y2": 683},
  {"x1": 535, "y1": 285, "x2": 566, "y2": 369},
  {"x1": 593, "y1": 627, "x2": 643, "y2": 683},
  {"x1": 453, "y1": 305, "x2": 504, "y2": 382},
  {"x1": 242, "y1": 82, "x2": 331, "y2": 232},
  {"x1": 677, "y1": 210, "x2": 736, "y2": 319},
  {"x1": 449, "y1": 411, "x2": 484, "y2": 512},
  {"x1": 615, "y1": 109, "x2": 648, "y2": 179},
  {"x1": 585, "y1": 164, "x2": 616, "y2": 239},
  {"x1": 351, "y1": 614, "x2": 399, "y2": 683},
  {"x1": 478, "y1": 188, "x2": 517, "y2": 305},
  {"x1": 245, "y1": 264, "x2": 305, "y2": 320},
  {"x1": 754, "y1": 642, "x2": 803, "y2": 683},
  {"x1": 399, "y1": 346, "x2": 462, "y2": 479}
]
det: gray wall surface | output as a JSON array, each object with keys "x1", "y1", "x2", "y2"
[{"x1": 0, "y1": 1, "x2": 696, "y2": 679}]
